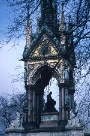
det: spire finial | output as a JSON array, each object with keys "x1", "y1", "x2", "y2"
[
  {"x1": 61, "y1": 2, "x2": 65, "y2": 24},
  {"x1": 62, "y1": 2, "x2": 64, "y2": 12},
  {"x1": 26, "y1": 3, "x2": 32, "y2": 48},
  {"x1": 59, "y1": 2, "x2": 66, "y2": 31}
]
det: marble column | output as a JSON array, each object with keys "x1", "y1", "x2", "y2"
[
  {"x1": 27, "y1": 87, "x2": 33, "y2": 122},
  {"x1": 33, "y1": 91, "x2": 36, "y2": 124},
  {"x1": 36, "y1": 95, "x2": 40, "y2": 127},
  {"x1": 59, "y1": 83, "x2": 70, "y2": 126},
  {"x1": 69, "y1": 93, "x2": 74, "y2": 111},
  {"x1": 59, "y1": 84, "x2": 65, "y2": 123}
]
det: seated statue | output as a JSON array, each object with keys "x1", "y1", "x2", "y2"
[{"x1": 43, "y1": 92, "x2": 57, "y2": 112}]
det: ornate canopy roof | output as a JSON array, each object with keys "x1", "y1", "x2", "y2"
[{"x1": 23, "y1": 26, "x2": 65, "y2": 60}]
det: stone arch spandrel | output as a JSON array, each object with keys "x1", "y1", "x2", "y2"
[{"x1": 28, "y1": 60, "x2": 65, "y2": 86}]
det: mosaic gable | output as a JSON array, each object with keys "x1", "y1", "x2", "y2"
[{"x1": 31, "y1": 34, "x2": 58, "y2": 58}]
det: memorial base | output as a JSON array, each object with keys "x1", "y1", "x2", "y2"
[
  {"x1": 40, "y1": 112, "x2": 59, "y2": 128},
  {"x1": 6, "y1": 127, "x2": 84, "y2": 136},
  {"x1": 6, "y1": 111, "x2": 85, "y2": 136}
]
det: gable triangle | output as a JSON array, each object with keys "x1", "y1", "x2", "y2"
[{"x1": 31, "y1": 34, "x2": 58, "y2": 58}]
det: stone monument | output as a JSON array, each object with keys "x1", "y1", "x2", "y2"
[{"x1": 6, "y1": 0, "x2": 85, "y2": 136}]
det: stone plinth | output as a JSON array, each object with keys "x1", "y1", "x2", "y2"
[
  {"x1": 6, "y1": 111, "x2": 84, "y2": 136},
  {"x1": 6, "y1": 127, "x2": 84, "y2": 136},
  {"x1": 40, "y1": 112, "x2": 59, "y2": 127}
]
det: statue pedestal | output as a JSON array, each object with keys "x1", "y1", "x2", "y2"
[
  {"x1": 40, "y1": 112, "x2": 59, "y2": 128},
  {"x1": 6, "y1": 110, "x2": 84, "y2": 136}
]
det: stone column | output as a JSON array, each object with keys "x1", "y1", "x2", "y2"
[
  {"x1": 23, "y1": 99, "x2": 28, "y2": 123},
  {"x1": 69, "y1": 94, "x2": 74, "y2": 110},
  {"x1": 59, "y1": 83, "x2": 66, "y2": 125},
  {"x1": 68, "y1": 68, "x2": 75, "y2": 111},
  {"x1": 33, "y1": 91, "x2": 36, "y2": 125},
  {"x1": 64, "y1": 88, "x2": 69, "y2": 121},
  {"x1": 61, "y1": 87, "x2": 65, "y2": 120},
  {"x1": 59, "y1": 86, "x2": 62, "y2": 121},
  {"x1": 59, "y1": 83, "x2": 70, "y2": 126},
  {"x1": 36, "y1": 95, "x2": 40, "y2": 127},
  {"x1": 27, "y1": 86, "x2": 33, "y2": 123}
]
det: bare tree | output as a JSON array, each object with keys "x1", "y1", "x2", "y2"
[{"x1": 0, "y1": 93, "x2": 26, "y2": 135}]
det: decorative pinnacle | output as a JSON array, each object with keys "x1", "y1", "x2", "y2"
[
  {"x1": 59, "y1": 2, "x2": 66, "y2": 31},
  {"x1": 62, "y1": 2, "x2": 64, "y2": 11},
  {"x1": 26, "y1": 3, "x2": 32, "y2": 47},
  {"x1": 26, "y1": 3, "x2": 31, "y2": 28},
  {"x1": 61, "y1": 2, "x2": 65, "y2": 24}
]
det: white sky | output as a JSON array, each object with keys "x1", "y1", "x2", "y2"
[
  {"x1": 0, "y1": 1, "x2": 25, "y2": 96},
  {"x1": 0, "y1": 39, "x2": 25, "y2": 96},
  {"x1": 44, "y1": 78, "x2": 59, "y2": 111}
]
